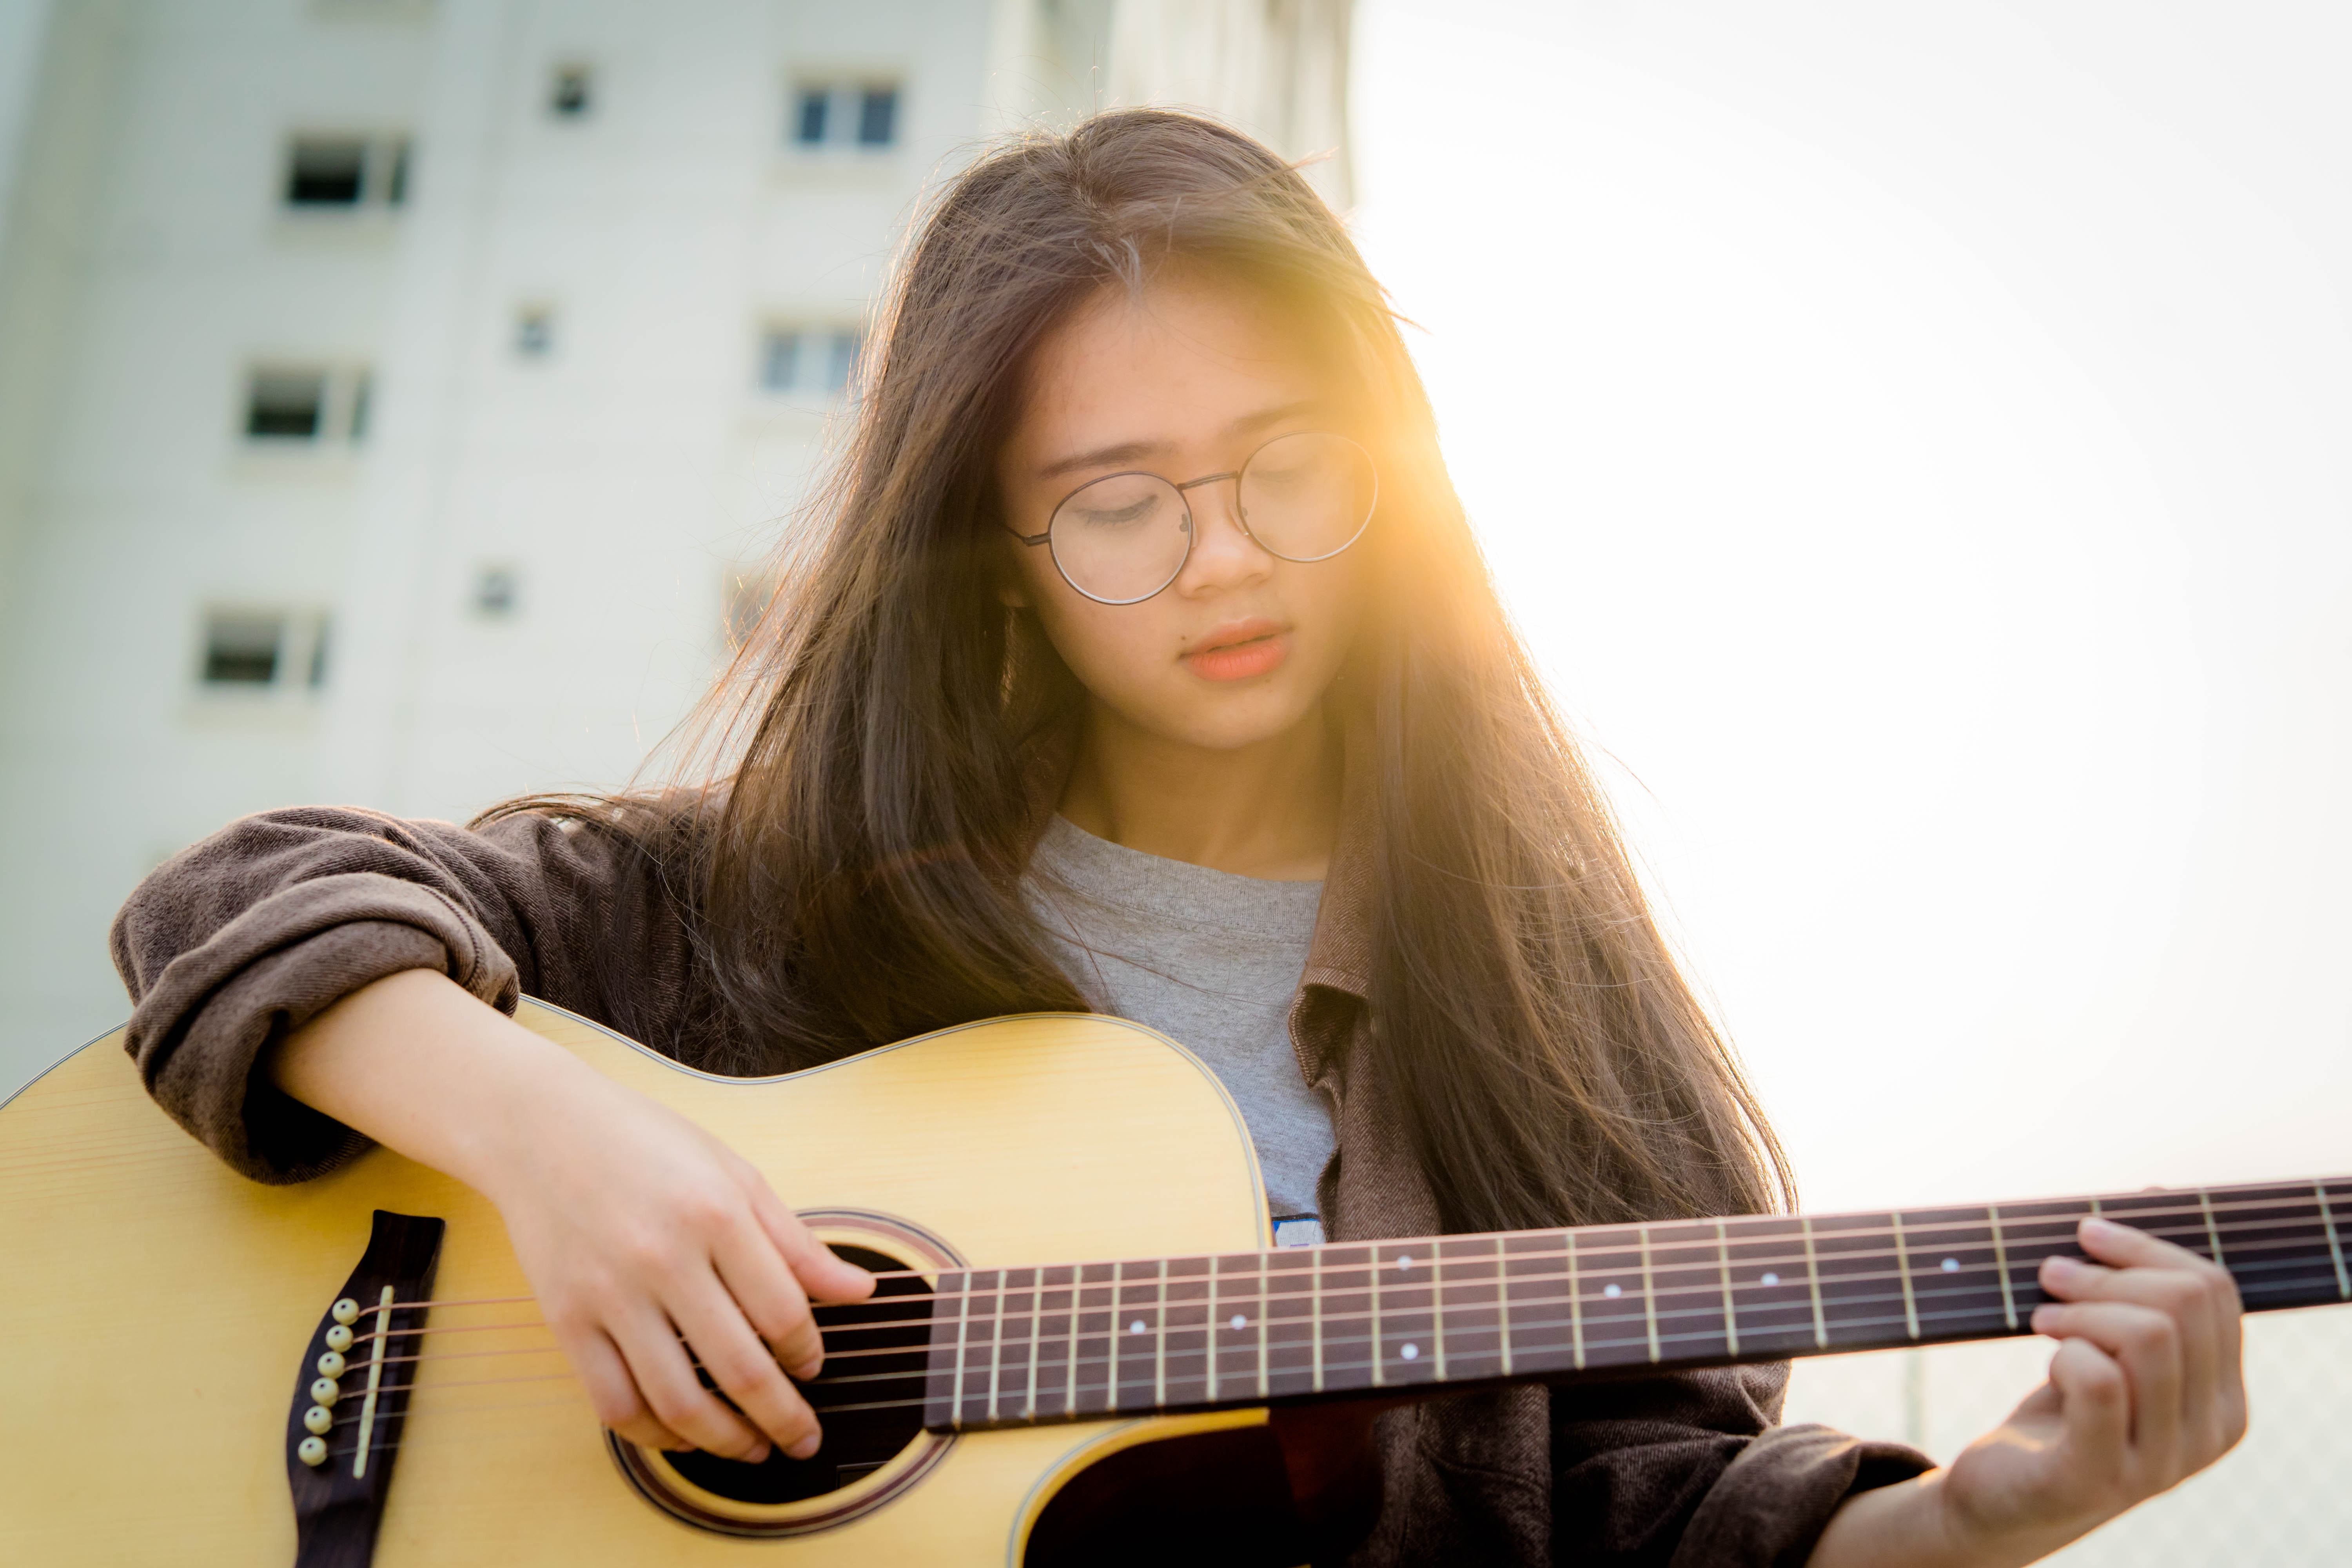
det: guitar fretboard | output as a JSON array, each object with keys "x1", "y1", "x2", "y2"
[{"x1": 903, "y1": 1177, "x2": 2352, "y2": 1431}]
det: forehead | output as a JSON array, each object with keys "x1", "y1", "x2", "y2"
[{"x1": 1009, "y1": 274, "x2": 1328, "y2": 458}]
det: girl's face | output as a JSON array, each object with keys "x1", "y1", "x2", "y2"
[{"x1": 997, "y1": 273, "x2": 1369, "y2": 752}]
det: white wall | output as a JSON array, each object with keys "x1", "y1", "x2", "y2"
[{"x1": 1351, "y1": 4, "x2": 2352, "y2": 1559}]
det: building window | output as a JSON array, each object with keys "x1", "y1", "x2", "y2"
[
  {"x1": 471, "y1": 564, "x2": 521, "y2": 617},
  {"x1": 243, "y1": 365, "x2": 371, "y2": 445},
  {"x1": 198, "y1": 608, "x2": 331, "y2": 694},
  {"x1": 550, "y1": 65, "x2": 593, "y2": 118},
  {"x1": 515, "y1": 307, "x2": 555, "y2": 359},
  {"x1": 759, "y1": 325, "x2": 860, "y2": 396},
  {"x1": 790, "y1": 82, "x2": 900, "y2": 150},
  {"x1": 284, "y1": 134, "x2": 410, "y2": 211}
]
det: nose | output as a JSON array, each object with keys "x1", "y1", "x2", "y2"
[{"x1": 1174, "y1": 476, "x2": 1274, "y2": 594}]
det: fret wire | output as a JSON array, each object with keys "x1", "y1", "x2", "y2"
[
  {"x1": 985, "y1": 1270, "x2": 1002, "y2": 1425},
  {"x1": 1310, "y1": 1243, "x2": 1325, "y2": 1395},
  {"x1": 1498, "y1": 1236, "x2": 1515, "y2": 1377},
  {"x1": 1989, "y1": 1205, "x2": 2017, "y2": 1329},
  {"x1": 1256, "y1": 1253, "x2": 1270, "y2": 1401},
  {"x1": 1063, "y1": 1269, "x2": 1079, "y2": 1417},
  {"x1": 2320, "y1": 1183, "x2": 2350, "y2": 1300},
  {"x1": 1204, "y1": 1260, "x2": 1220, "y2": 1408},
  {"x1": 1800, "y1": 1216, "x2": 1827, "y2": 1349},
  {"x1": 949, "y1": 1272, "x2": 970, "y2": 1425},
  {"x1": 2200, "y1": 1190, "x2": 2225, "y2": 1264},
  {"x1": 1154, "y1": 1257, "x2": 1167, "y2": 1410},
  {"x1": 1891, "y1": 1210, "x2": 1919, "y2": 1341},
  {"x1": 1432, "y1": 1245, "x2": 1449, "y2": 1382},
  {"x1": 1638, "y1": 1224, "x2": 1660, "y2": 1364},
  {"x1": 1370, "y1": 1247, "x2": 1384, "y2": 1389},
  {"x1": 1568, "y1": 1227, "x2": 1585, "y2": 1371},
  {"x1": 1025, "y1": 1268, "x2": 1042, "y2": 1420},
  {"x1": 1715, "y1": 1218, "x2": 1740, "y2": 1357}
]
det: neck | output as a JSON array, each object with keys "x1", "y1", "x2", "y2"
[{"x1": 1056, "y1": 699, "x2": 1342, "y2": 880}]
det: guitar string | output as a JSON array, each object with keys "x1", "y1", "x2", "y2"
[
  {"x1": 355, "y1": 1188, "x2": 2339, "y2": 1321},
  {"x1": 320, "y1": 1262, "x2": 2347, "y2": 1460},
  {"x1": 285, "y1": 1191, "x2": 2345, "y2": 1451},
  {"x1": 341, "y1": 1223, "x2": 2333, "y2": 1394},
  {"x1": 343, "y1": 1209, "x2": 2332, "y2": 1362},
  {"x1": 318, "y1": 1230, "x2": 2337, "y2": 1415}
]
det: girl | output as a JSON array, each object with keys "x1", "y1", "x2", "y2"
[{"x1": 115, "y1": 110, "x2": 2243, "y2": 1566}]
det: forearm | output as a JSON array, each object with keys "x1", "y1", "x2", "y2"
[
  {"x1": 1807, "y1": 1471, "x2": 2063, "y2": 1568},
  {"x1": 269, "y1": 968, "x2": 582, "y2": 1197}
]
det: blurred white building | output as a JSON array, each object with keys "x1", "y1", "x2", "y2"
[{"x1": 0, "y1": 0, "x2": 1353, "y2": 1092}]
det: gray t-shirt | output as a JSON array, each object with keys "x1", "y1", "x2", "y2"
[{"x1": 1023, "y1": 815, "x2": 1336, "y2": 1235}]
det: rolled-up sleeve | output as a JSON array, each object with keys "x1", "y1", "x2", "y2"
[
  {"x1": 108, "y1": 805, "x2": 640, "y2": 1183},
  {"x1": 1551, "y1": 1365, "x2": 1933, "y2": 1567}
]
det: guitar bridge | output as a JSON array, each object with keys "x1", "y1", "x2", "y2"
[{"x1": 283, "y1": 1210, "x2": 445, "y2": 1567}]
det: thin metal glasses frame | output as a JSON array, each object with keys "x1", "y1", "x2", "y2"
[{"x1": 1006, "y1": 431, "x2": 1378, "y2": 606}]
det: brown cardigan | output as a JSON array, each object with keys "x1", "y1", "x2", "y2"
[{"x1": 111, "y1": 782, "x2": 1928, "y2": 1567}]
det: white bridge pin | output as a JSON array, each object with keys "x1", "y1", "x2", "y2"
[
  {"x1": 330, "y1": 1298, "x2": 361, "y2": 1327},
  {"x1": 310, "y1": 1377, "x2": 339, "y2": 1406},
  {"x1": 297, "y1": 1436, "x2": 328, "y2": 1467},
  {"x1": 303, "y1": 1404, "x2": 333, "y2": 1435},
  {"x1": 325, "y1": 1325, "x2": 354, "y2": 1353},
  {"x1": 316, "y1": 1351, "x2": 346, "y2": 1379}
]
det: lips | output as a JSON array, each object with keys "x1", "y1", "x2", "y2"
[{"x1": 1182, "y1": 618, "x2": 1290, "y2": 682}]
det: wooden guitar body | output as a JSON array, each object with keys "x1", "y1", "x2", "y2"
[{"x1": 0, "y1": 1004, "x2": 1281, "y2": 1565}]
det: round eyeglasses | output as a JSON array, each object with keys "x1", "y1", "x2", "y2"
[{"x1": 1007, "y1": 431, "x2": 1378, "y2": 605}]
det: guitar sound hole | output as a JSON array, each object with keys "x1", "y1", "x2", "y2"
[{"x1": 663, "y1": 1245, "x2": 934, "y2": 1505}]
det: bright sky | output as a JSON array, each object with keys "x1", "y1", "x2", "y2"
[{"x1": 1350, "y1": 1, "x2": 2352, "y2": 1214}]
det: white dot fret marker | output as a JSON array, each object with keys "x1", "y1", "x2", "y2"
[
  {"x1": 1129, "y1": 1319, "x2": 1146, "y2": 1335},
  {"x1": 1230, "y1": 1314, "x2": 1246, "y2": 1331},
  {"x1": 1603, "y1": 1283, "x2": 1621, "y2": 1298},
  {"x1": 1397, "y1": 1255, "x2": 1413, "y2": 1271},
  {"x1": 1761, "y1": 1272, "x2": 1779, "y2": 1286},
  {"x1": 1401, "y1": 1342, "x2": 1419, "y2": 1360},
  {"x1": 1942, "y1": 1257, "x2": 1960, "y2": 1272}
]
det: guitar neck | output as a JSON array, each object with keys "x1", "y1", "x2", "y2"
[{"x1": 914, "y1": 1176, "x2": 2352, "y2": 1431}]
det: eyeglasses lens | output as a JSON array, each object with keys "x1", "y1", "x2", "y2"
[
  {"x1": 1238, "y1": 433, "x2": 1376, "y2": 562},
  {"x1": 1047, "y1": 472, "x2": 1192, "y2": 603}
]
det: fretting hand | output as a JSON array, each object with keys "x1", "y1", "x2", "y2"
[{"x1": 1809, "y1": 1215, "x2": 2247, "y2": 1567}]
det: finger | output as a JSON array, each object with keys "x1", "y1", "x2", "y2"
[
  {"x1": 567, "y1": 1323, "x2": 690, "y2": 1452},
  {"x1": 2047, "y1": 1335, "x2": 2131, "y2": 1491},
  {"x1": 669, "y1": 1267, "x2": 824, "y2": 1460},
  {"x1": 613, "y1": 1304, "x2": 770, "y2": 1461},
  {"x1": 2034, "y1": 1299, "x2": 2183, "y2": 1481},
  {"x1": 2075, "y1": 1214, "x2": 2212, "y2": 1274},
  {"x1": 713, "y1": 1216, "x2": 826, "y2": 1381},
  {"x1": 744, "y1": 1179, "x2": 876, "y2": 1304},
  {"x1": 2057, "y1": 1219, "x2": 2234, "y2": 1458}
]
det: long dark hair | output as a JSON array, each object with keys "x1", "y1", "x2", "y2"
[{"x1": 492, "y1": 109, "x2": 1792, "y2": 1234}]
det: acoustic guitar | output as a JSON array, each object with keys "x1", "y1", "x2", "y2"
[{"x1": 2, "y1": 1002, "x2": 2345, "y2": 1565}]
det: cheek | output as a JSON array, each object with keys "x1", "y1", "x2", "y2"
[{"x1": 1027, "y1": 580, "x2": 1171, "y2": 699}]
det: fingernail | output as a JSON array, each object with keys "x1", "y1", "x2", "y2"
[
  {"x1": 786, "y1": 1433, "x2": 820, "y2": 1461},
  {"x1": 790, "y1": 1358, "x2": 822, "y2": 1382},
  {"x1": 745, "y1": 1442, "x2": 771, "y2": 1464},
  {"x1": 2082, "y1": 1216, "x2": 2123, "y2": 1239},
  {"x1": 2044, "y1": 1254, "x2": 2084, "y2": 1279}
]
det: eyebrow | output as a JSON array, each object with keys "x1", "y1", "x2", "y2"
[{"x1": 1034, "y1": 399, "x2": 1325, "y2": 481}]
